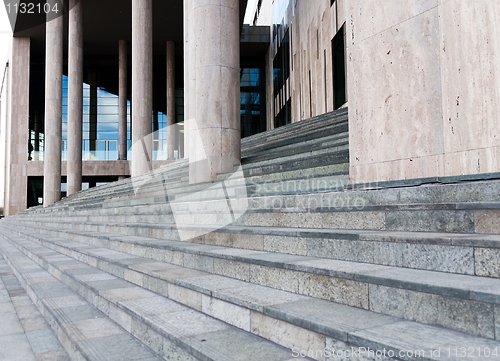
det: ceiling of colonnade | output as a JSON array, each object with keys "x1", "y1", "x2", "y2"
[{"x1": 13, "y1": 0, "x2": 248, "y2": 58}]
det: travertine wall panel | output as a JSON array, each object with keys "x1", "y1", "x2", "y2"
[
  {"x1": 349, "y1": 8, "x2": 443, "y2": 166},
  {"x1": 348, "y1": 0, "x2": 438, "y2": 45},
  {"x1": 267, "y1": 0, "x2": 345, "y2": 127},
  {"x1": 348, "y1": 0, "x2": 500, "y2": 183},
  {"x1": 439, "y1": 0, "x2": 500, "y2": 155}
]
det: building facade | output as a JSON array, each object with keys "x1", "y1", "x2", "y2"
[{"x1": 1, "y1": 0, "x2": 500, "y2": 215}]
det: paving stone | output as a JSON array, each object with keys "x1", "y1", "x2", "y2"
[
  {"x1": 121, "y1": 296, "x2": 186, "y2": 318},
  {"x1": 202, "y1": 294, "x2": 251, "y2": 331},
  {"x1": 325, "y1": 338, "x2": 392, "y2": 361},
  {"x1": 249, "y1": 264, "x2": 300, "y2": 293},
  {"x1": 77, "y1": 334, "x2": 162, "y2": 361},
  {"x1": 369, "y1": 285, "x2": 495, "y2": 339},
  {"x1": 385, "y1": 210, "x2": 474, "y2": 233},
  {"x1": 176, "y1": 274, "x2": 249, "y2": 295},
  {"x1": 151, "y1": 267, "x2": 209, "y2": 283},
  {"x1": 475, "y1": 248, "x2": 500, "y2": 278},
  {"x1": 19, "y1": 316, "x2": 49, "y2": 332},
  {"x1": 0, "y1": 304, "x2": 24, "y2": 336},
  {"x1": 213, "y1": 258, "x2": 250, "y2": 281},
  {"x1": 349, "y1": 321, "x2": 500, "y2": 361},
  {"x1": 73, "y1": 272, "x2": 117, "y2": 282},
  {"x1": 291, "y1": 259, "x2": 386, "y2": 279},
  {"x1": 100, "y1": 286, "x2": 156, "y2": 303},
  {"x1": 264, "y1": 298, "x2": 398, "y2": 341},
  {"x1": 87, "y1": 278, "x2": 135, "y2": 291},
  {"x1": 34, "y1": 349, "x2": 72, "y2": 361},
  {"x1": 356, "y1": 266, "x2": 500, "y2": 300},
  {"x1": 213, "y1": 284, "x2": 308, "y2": 312},
  {"x1": 0, "y1": 333, "x2": 37, "y2": 361},
  {"x1": 65, "y1": 317, "x2": 124, "y2": 341},
  {"x1": 46, "y1": 295, "x2": 88, "y2": 309},
  {"x1": 25, "y1": 329, "x2": 64, "y2": 354},
  {"x1": 306, "y1": 238, "x2": 374, "y2": 263},
  {"x1": 298, "y1": 273, "x2": 369, "y2": 309},
  {"x1": 250, "y1": 311, "x2": 325, "y2": 355},
  {"x1": 188, "y1": 328, "x2": 301, "y2": 361},
  {"x1": 372, "y1": 242, "x2": 474, "y2": 274},
  {"x1": 56, "y1": 304, "x2": 105, "y2": 322}
]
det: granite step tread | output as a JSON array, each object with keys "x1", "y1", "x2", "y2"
[
  {"x1": 241, "y1": 109, "x2": 348, "y2": 152},
  {"x1": 0, "y1": 228, "x2": 311, "y2": 361},
  {"x1": 9, "y1": 216, "x2": 500, "y2": 248},
  {"x1": 0, "y1": 256, "x2": 72, "y2": 361},
  {"x1": 241, "y1": 127, "x2": 349, "y2": 164},
  {"x1": 3, "y1": 227, "x2": 500, "y2": 361},
  {"x1": 0, "y1": 238, "x2": 165, "y2": 361},
  {"x1": 4, "y1": 221, "x2": 500, "y2": 307}
]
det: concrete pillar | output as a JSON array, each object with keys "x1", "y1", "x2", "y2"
[
  {"x1": 5, "y1": 37, "x2": 30, "y2": 215},
  {"x1": 184, "y1": 0, "x2": 241, "y2": 183},
  {"x1": 43, "y1": 2, "x2": 63, "y2": 206},
  {"x1": 166, "y1": 41, "x2": 176, "y2": 159},
  {"x1": 119, "y1": 40, "x2": 128, "y2": 160},
  {"x1": 131, "y1": 0, "x2": 153, "y2": 177},
  {"x1": 67, "y1": 0, "x2": 84, "y2": 196}
]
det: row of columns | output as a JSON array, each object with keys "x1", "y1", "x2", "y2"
[{"x1": 41, "y1": 0, "x2": 241, "y2": 207}]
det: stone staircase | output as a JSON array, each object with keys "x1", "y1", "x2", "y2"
[{"x1": 2, "y1": 108, "x2": 500, "y2": 360}]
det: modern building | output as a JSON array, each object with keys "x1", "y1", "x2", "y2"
[{"x1": 1, "y1": 0, "x2": 499, "y2": 215}]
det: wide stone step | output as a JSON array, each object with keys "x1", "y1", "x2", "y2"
[
  {"x1": 18, "y1": 194, "x2": 500, "y2": 235},
  {"x1": 3, "y1": 221, "x2": 500, "y2": 340},
  {"x1": 6, "y1": 215, "x2": 500, "y2": 276},
  {"x1": 0, "y1": 229, "x2": 311, "y2": 361},
  {"x1": 3, "y1": 226, "x2": 500, "y2": 361},
  {"x1": 0, "y1": 238, "x2": 165, "y2": 361},
  {"x1": 241, "y1": 109, "x2": 348, "y2": 154},
  {"x1": 242, "y1": 125, "x2": 348, "y2": 164},
  {"x1": 0, "y1": 256, "x2": 71, "y2": 361}
]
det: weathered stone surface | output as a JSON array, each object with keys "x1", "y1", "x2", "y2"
[
  {"x1": 265, "y1": 298, "x2": 397, "y2": 341},
  {"x1": 475, "y1": 210, "x2": 500, "y2": 234},
  {"x1": 65, "y1": 317, "x2": 123, "y2": 341},
  {"x1": 77, "y1": 334, "x2": 161, "y2": 361},
  {"x1": 350, "y1": 321, "x2": 500, "y2": 361},
  {"x1": 202, "y1": 295, "x2": 250, "y2": 331},
  {"x1": 475, "y1": 248, "x2": 500, "y2": 278},
  {"x1": 369, "y1": 285, "x2": 495, "y2": 338},
  {"x1": 306, "y1": 238, "x2": 373, "y2": 263},
  {"x1": 213, "y1": 258, "x2": 250, "y2": 281},
  {"x1": 385, "y1": 210, "x2": 474, "y2": 233},
  {"x1": 0, "y1": 333, "x2": 37, "y2": 361},
  {"x1": 249, "y1": 265, "x2": 300, "y2": 293},
  {"x1": 325, "y1": 338, "x2": 392, "y2": 361},
  {"x1": 373, "y1": 242, "x2": 474, "y2": 274},
  {"x1": 25, "y1": 329, "x2": 64, "y2": 354},
  {"x1": 298, "y1": 273, "x2": 369, "y2": 309},
  {"x1": 250, "y1": 311, "x2": 325, "y2": 356},
  {"x1": 213, "y1": 284, "x2": 308, "y2": 313},
  {"x1": 264, "y1": 235, "x2": 308, "y2": 255}
]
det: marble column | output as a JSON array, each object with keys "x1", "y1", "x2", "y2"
[
  {"x1": 184, "y1": 0, "x2": 241, "y2": 183},
  {"x1": 166, "y1": 41, "x2": 176, "y2": 159},
  {"x1": 5, "y1": 37, "x2": 30, "y2": 215},
  {"x1": 67, "y1": 0, "x2": 84, "y2": 196},
  {"x1": 43, "y1": 1, "x2": 63, "y2": 206},
  {"x1": 131, "y1": 0, "x2": 153, "y2": 177},
  {"x1": 119, "y1": 40, "x2": 128, "y2": 160}
]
